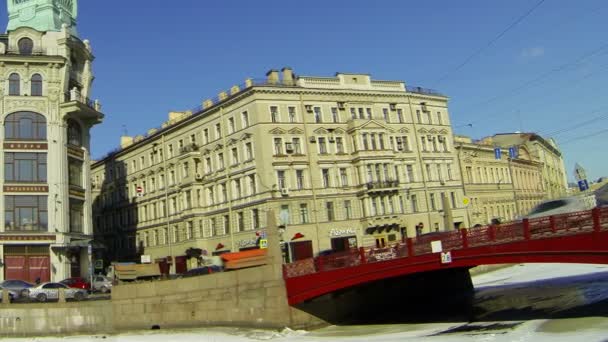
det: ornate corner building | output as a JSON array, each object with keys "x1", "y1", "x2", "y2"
[
  {"x1": 0, "y1": 0, "x2": 103, "y2": 282},
  {"x1": 91, "y1": 69, "x2": 470, "y2": 273}
]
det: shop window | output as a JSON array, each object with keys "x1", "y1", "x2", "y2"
[{"x1": 5, "y1": 112, "x2": 46, "y2": 140}]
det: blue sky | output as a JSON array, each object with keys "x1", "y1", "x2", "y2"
[{"x1": 4, "y1": 0, "x2": 607, "y2": 181}]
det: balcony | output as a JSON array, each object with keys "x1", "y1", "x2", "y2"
[
  {"x1": 60, "y1": 89, "x2": 104, "y2": 124},
  {"x1": 364, "y1": 180, "x2": 401, "y2": 193}
]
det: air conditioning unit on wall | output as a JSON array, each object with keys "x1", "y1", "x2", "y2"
[{"x1": 281, "y1": 188, "x2": 290, "y2": 196}]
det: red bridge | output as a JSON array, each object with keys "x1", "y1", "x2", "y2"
[{"x1": 283, "y1": 207, "x2": 608, "y2": 305}]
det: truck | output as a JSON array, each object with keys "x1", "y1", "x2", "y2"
[{"x1": 109, "y1": 262, "x2": 161, "y2": 282}]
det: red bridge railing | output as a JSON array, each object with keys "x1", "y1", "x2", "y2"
[{"x1": 283, "y1": 207, "x2": 608, "y2": 278}]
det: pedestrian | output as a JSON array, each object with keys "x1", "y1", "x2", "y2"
[{"x1": 35, "y1": 277, "x2": 41, "y2": 285}]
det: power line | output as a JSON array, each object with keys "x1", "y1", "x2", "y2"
[
  {"x1": 542, "y1": 109, "x2": 608, "y2": 137},
  {"x1": 434, "y1": 0, "x2": 546, "y2": 85},
  {"x1": 559, "y1": 128, "x2": 608, "y2": 146}
]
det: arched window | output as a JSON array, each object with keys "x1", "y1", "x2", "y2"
[
  {"x1": 67, "y1": 119, "x2": 82, "y2": 146},
  {"x1": 5, "y1": 112, "x2": 47, "y2": 140},
  {"x1": 8, "y1": 73, "x2": 20, "y2": 96},
  {"x1": 18, "y1": 38, "x2": 33, "y2": 55},
  {"x1": 31, "y1": 74, "x2": 43, "y2": 96}
]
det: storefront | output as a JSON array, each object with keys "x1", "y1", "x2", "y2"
[
  {"x1": 329, "y1": 228, "x2": 358, "y2": 252},
  {"x1": 3, "y1": 245, "x2": 50, "y2": 283},
  {"x1": 365, "y1": 224, "x2": 400, "y2": 248}
]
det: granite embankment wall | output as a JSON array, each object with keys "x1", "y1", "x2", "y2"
[
  {"x1": 0, "y1": 301, "x2": 113, "y2": 337},
  {"x1": 112, "y1": 263, "x2": 323, "y2": 331}
]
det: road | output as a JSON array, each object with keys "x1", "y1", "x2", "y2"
[{"x1": 3, "y1": 263, "x2": 608, "y2": 341}]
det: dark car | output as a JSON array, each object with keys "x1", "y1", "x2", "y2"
[
  {"x1": 0, "y1": 279, "x2": 34, "y2": 298},
  {"x1": 180, "y1": 265, "x2": 222, "y2": 278},
  {"x1": 59, "y1": 277, "x2": 91, "y2": 291}
]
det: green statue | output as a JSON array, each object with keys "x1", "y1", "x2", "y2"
[{"x1": 6, "y1": 0, "x2": 78, "y2": 36}]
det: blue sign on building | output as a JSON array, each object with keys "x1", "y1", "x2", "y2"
[
  {"x1": 494, "y1": 148, "x2": 502, "y2": 160},
  {"x1": 578, "y1": 180, "x2": 589, "y2": 192},
  {"x1": 509, "y1": 147, "x2": 518, "y2": 159}
]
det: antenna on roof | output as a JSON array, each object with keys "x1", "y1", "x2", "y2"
[{"x1": 122, "y1": 125, "x2": 128, "y2": 136}]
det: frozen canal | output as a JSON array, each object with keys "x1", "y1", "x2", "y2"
[{"x1": 4, "y1": 263, "x2": 608, "y2": 342}]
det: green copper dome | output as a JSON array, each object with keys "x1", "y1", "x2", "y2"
[{"x1": 6, "y1": 0, "x2": 78, "y2": 36}]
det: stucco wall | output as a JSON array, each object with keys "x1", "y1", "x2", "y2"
[{"x1": 0, "y1": 301, "x2": 113, "y2": 337}]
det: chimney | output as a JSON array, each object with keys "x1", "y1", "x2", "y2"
[
  {"x1": 120, "y1": 136, "x2": 133, "y2": 149},
  {"x1": 266, "y1": 69, "x2": 279, "y2": 84},
  {"x1": 282, "y1": 67, "x2": 294, "y2": 85}
]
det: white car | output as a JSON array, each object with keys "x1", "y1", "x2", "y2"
[
  {"x1": 92, "y1": 275, "x2": 113, "y2": 293},
  {"x1": 26, "y1": 282, "x2": 88, "y2": 302},
  {"x1": 525, "y1": 195, "x2": 596, "y2": 220}
]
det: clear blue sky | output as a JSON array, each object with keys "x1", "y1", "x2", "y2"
[{"x1": 4, "y1": 0, "x2": 607, "y2": 181}]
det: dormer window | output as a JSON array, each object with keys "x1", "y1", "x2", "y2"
[{"x1": 18, "y1": 37, "x2": 33, "y2": 55}]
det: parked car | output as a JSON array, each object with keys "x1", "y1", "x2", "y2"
[
  {"x1": 26, "y1": 282, "x2": 88, "y2": 302},
  {"x1": 92, "y1": 275, "x2": 113, "y2": 293},
  {"x1": 59, "y1": 277, "x2": 91, "y2": 292},
  {"x1": 179, "y1": 265, "x2": 222, "y2": 278},
  {"x1": 0, "y1": 280, "x2": 34, "y2": 298},
  {"x1": 525, "y1": 195, "x2": 597, "y2": 220},
  {"x1": 0, "y1": 288, "x2": 18, "y2": 302}
]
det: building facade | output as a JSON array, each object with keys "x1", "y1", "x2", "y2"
[
  {"x1": 0, "y1": 0, "x2": 103, "y2": 282},
  {"x1": 91, "y1": 68, "x2": 470, "y2": 273},
  {"x1": 455, "y1": 136, "x2": 545, "y2": 226},
  {"x1": 490, "y1": 133, "x2": 568, "y2": 200}
]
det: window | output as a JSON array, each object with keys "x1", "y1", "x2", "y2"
[
  {"x1": 288, "y1": 106, "x2": 297, "y2": 123},
  {"x1": 270, "y1": 106, "x2": 279, "y2": 123},
  {"x1": 31, "y1": 74, "x2": 42, "y2": 96},
  {"x1": 447, "y1": 164, "x2": 453, "y2": 180},
  {"x1": 5, "y1": 112, "x2": 46, "y2": 140},
  {"x1": 397, "y1": 109, "x2": 404, "y2": 123},
  {"x1": 220, "y1": 183, "x2": 227, "y2": 202},
  {"x1": 366, "y1": 108, "x2": 372, "y2": 119},
  {"x1": 231, "y1": 147, "x2": 239, "y2": 165},
  {"x1": 322, "y1": 169, "x2": 330, "y2": 187},
  {"x1": 249, "y1": 174, "x2": 257, "y2": 194},
  {"x1": 292, "y1": 138, "x2": 302, "y2": 154},
  {"x1": 421, "y1": 136, "x2": 427, "y2": 151},
  {"x1": 411, "y1": 194, "x2": 419, "y2": 212},
  {"x1": 296, "y1": 170, "x2": 304, "y2": 189},
  {"x1": 215, "y1": 123, "x2": 222, "y2": 139},
  {"x1": 450, "y1": 192, "x2": 457, "y2": 208},
  {"x1": 203, "y1": 129, "x2": 209, "y2": 144},
  {"x1": 69, "y1": 199, "x2": 84, "y2": 233},
  {"x1": 5, "y1": 195, "x2": 48, "y2": 231},
  {"x1": 280, "y1": 205, "x2": 290, "y2": 225},
  {"x1": 277, "y1": 170, "x2": 286, "y2": 189},
  {"x1": 350, "y1": 108, "x2": 357, "y2": 119},
  {"x1": 168, "y1": 144, "x2": 174, "y2": 158},
  {"x1": 362, "y1": 133, "x2": 369, "y2": 150},
  {"x1": 68, "y1": 120, "x2": 82, "y2": 146},
  {"x1": 336, "y1": 137, "x2": 344, "y2": 153},
  {"x1": 331, "y1": 107, "x2": 339, "y2": 123},
  {"x1": 340, "y1": 168, "x2": 348, "y2": 186},
  {"x1": 217, "y1": 152, "x2": 225, "y2": 170},
  {"x1": 426, "y1": 164, "x2": 433, "y2": 181},
  {"x1": 9, "y1": 73, "x2": 20, "y2": 96},
  {"x1": 382, "y1": 108, "x2": 389, "y2": 122},
  {"x1": 430, "y1": 193, "x2": 436, "y2": 210},
  {"x1": 18, "y1": 38, "x2": 34, "y2": 55},
  {"x1": 252, "y1": 209, "x2": 260, "y2": 229},
  {"x1": 237, "y1": 212, "x2": 244, "y2": 232},
  {"x1": 370, "y1": 134, "x2": 377, "y2": 150},
  {"x1": 187, "y1": 222, "x2": 193, "y2": 240},
  {"x1": 300, "y1": 203, "x2": 309, "y2": 223},
  {"x1": 274, "y1": 138, "x2": 283, "y2": 155},
  {"x1": 344, "y1": 200, "x2": 353, "y2": 219},
  {"x1": 223, "y1": 215, "x2": 230, "y2": 235},
  {"x1": 68, "y1": 158, "x2": 83, "y2": 187},
  {"x1": 234, "y1": 179, "x2": 241, "y2": 198},
  {"x1": 228, "y1": 117, "x2": 235, "y2": 134},
  {"x1": 313, "y1": 107, "x2": 322, "y2": 123},
  {"x1": 416, "y1": 110, "x2": 422, "y2": 123},
  {"x1": 245, "y1": 142, "x2": 253, "y2": 160},
  {"x1": 5, "y1": 153, "x2": 46, "y2": 182},
  {"x1": 436, "y1": 112, "x2": 443, "y2": 125},
  {"x1": 241, "y1": 111, "x2": 249, "y2": 128},
  {"x1": 318, "y1": 137, "x2": 327, "y2": 154},
  {"x1": 326, "y1": 202, "x2": 335, "y2": 221}
]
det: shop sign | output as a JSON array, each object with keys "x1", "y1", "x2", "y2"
[
  {"x1": 329, "y1": 228, "x2": 356, "y2": 237},
  {"x1": 238, "y1": 239, "x2": 258, "y2": 248},
  {"x1": 4, "y1": 185, "x2": 49, "y2": 193},
  {"x1": 0, "y1": 235, "x2": 55, "y2": 241},
  {"x1": 141, "y1": 255, "x2": 151, "y2": 264},
  {"x1": 4, "y1": 142, "x2": 48, "y2": 150}
]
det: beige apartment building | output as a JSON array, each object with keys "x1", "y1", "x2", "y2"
[
  {"x1": 0, "y1": 0, "x2": 103, "y2": 282},
  {"x1": 91, "y1": 68, "x2": 470, "y2": 273},
  {"x1": 455, "y1": 136, "x2": 545, "y2": 226},
  {"x1": 490, "y1": 133, "x2": 568, "y2": 199}
]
